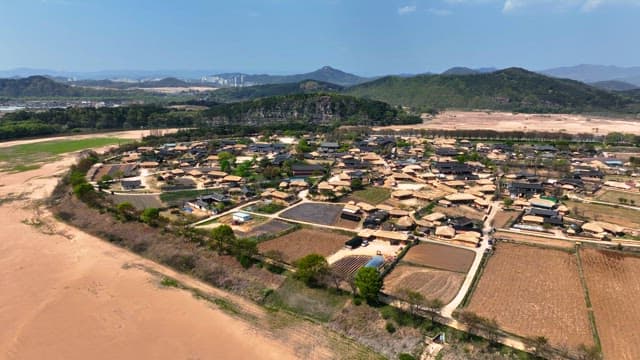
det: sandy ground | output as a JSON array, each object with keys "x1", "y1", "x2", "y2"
[
  {"x1": 0, "y1": 139, "x2": 300, "y2": 360},
  {"x1": 374, "y1": 110, "x2": 640, "y2": 135},
  {"x1": 0, "y1": 129, "x2": 181, "y2": 149}
]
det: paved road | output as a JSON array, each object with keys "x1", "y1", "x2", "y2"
[{"x1": 440, "y1": 201, "x2": 499, "y2": 317}]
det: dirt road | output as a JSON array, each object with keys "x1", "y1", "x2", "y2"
[{"x1": 0, "y1": 134, "x2": 303, "y2": 360}]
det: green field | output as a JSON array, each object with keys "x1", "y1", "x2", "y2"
[
  {"x1": 0, "y1": 137, "x2": 129, "y2": 172},
  {"x1": 351, "y1": 187, "x2": 391, "y2": 205}
]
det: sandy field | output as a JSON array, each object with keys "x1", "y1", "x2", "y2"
[
  {"x1": 374, "y1": 110, "x2": 640, "y2": 135},
  {"x1": 0, "y1": 129, "x2": 181, "y2": 148},
  {"x1": 581, "y1": 249, "x2": 640, "y2": 360},
  {"x1": 0, "y1": 132, "x2": 355, "y2": 360},
  {"x1": 466, "y1": 243, "x2": 593, "y2": 350}
]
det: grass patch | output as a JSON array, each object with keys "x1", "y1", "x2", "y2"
[
  {"x1": 264, "y1": 277, "x2": 348, "y2": 322},
  {"x1": 0, "y1": 137, "x2": 129, "y2": 172},
  {"x1": 253, "y1": 202, "x2": 286, "y2": 214},
  {"x1": 8, "y1": 164, "x2": 42, "y2": 172},
  {"x1": 575, "y1": 248, "x2": 602, "y2": 351},
  {"x1": 351, "y1": 187, "x2": 391, "y2": 205},
  {"x1": 160, "y1": 276, "x2": 180, "y2": 287}
]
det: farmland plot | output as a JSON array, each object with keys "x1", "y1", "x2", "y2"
[
  {"x1": 466, "y1": 243, "x2": 593, "y2": 350},
  {"x1": 280, "y1": 203, "x2": 344, "y2": 226},
  {"x1": 384, "y1": 264, "x2": 464, "y2": 304},
  {"x1": 581, "y1": 249, "x2": 640, "y2": 360},
  {"x1": 258, "y1": 228, "x2": 350, "y2": 264},
  {"x1": 402, "y1": 243, "x2": 475, "y2": 273},
  {"x1": 331, "y1": 256, "x2": 371, "y2": 280}
]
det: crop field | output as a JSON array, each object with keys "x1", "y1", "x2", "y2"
[
  {"x1": 258, "y1": 228, "x2": 351, "y2": 264},
  {"x1": 492, "y1": 210, "x2": 519, "y2": 229},
  {"x1": 350, "y1": 187, "x2": 391, "y2": 205},
  {"x1": 239, "y1": 219, "x2": 294, "y2": 239},
  {"x1": 402, "y1": 243, "x2": 475, "y2": 273},
  {"x1": 109, "y1": 193, "x2": 163, "y2": 210},
  {"x1": 0, "y1": 137, "x2": 128, "y2": 172},
  {"x1": 566, "y1": 200, "x2": 640, "y2": 229},
  {"x1": 330, "y1": 255, "x2": 371, "y2": 280},
  {"x1": 595, "y1": 189, "x2": 640, "y2": 206},
  {"x1": 466, "y1": 243, "x2": 594, "y2": 350},
  {"x1": 384, "y1": 264, "x2": 465, "y2": 304},
  {"x1": 581, "y1": 249, "x2": 640, "y2": 360},
  {"x1": 280, "y1": 203, "x2": 343, "y2": 226}
]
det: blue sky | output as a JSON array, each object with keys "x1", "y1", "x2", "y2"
[{"x1": 1, "y1": 0, "x2": 639, "y2": 75}]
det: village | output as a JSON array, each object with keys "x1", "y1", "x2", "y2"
[{"x1": 83, "y1": 132, "x2": 640, "y2": 319}]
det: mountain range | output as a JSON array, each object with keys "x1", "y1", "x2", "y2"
[
  {"x1": 205, "y1": 66, "x2": 370, "y2": 87},
  {"x1": 344, "y1": 67, "x2": 636, "y2": 113},
  {"x1": 540, "y1": 64, "x2": 640, "y2": 87},
  {"x1": 3, "y1": 67, "x2": 640, "y2": 115}
]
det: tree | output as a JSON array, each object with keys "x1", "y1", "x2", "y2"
[
  {"x1": 97, "y1": 174, "x2": 113, "y2": 190},
  {"x1": 73, "y1": 182, "x2": 94, "y2": 199},
  {"x1": 503, "y1": 198, "x2": 514, "y2": 207},
  {"x1": 294, "y1": 254, "x2": 329, "y2": 287},
  {"x1": 218, "y1": 151, "x2": 235, "y2": 173},
  {"x1": 115, "y1": 201, "x2": 137, "y2": 221},
  {"x1": 350, "y1": 178, "x2": 363, "y2": 190},
  {"x1": 354, "y1": 267, "x2": 382, "y2": 304},
  {"x1": 232, "y1": 237, "x2": 258, "y2": 268},
  {"x1": 528, "y1": 336, "x2": 550, "y2": 357},
  {"x1": 296, "y1": 138, "x2": 312, "y2": 153},
  {"x1": 398, "y1": 288, "x2": 425, "y2": 316},
  {"x1": 210, "y1": 224, "x2": 235, "y2": 254},
  {"x1": 140, "y1": 207, "x2": 160, "y2": 226}
]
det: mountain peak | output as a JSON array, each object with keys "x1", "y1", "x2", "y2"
[
  {"x1": 442, "y1": 67, "x2": 479, "y2": 76},
  {"x1": 316, "y1": 66, "x2": 341, "y2": 73}
]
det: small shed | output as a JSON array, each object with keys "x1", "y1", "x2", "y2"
[{"x1": 232, "y1": 212, "x2": 252, "y2": 224}]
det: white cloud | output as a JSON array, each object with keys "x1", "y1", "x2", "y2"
[
  {"x1": 398, "y1": 5, "x2": 417, "y2": 15},
  {"x1": 581, "y1": 0, "x2": 640, "y2": 11},
  {"x1": 428, "y1": 8, "x2": 453, "y2": 15},
  {"x1": 443, "y1": 0, "x2": 640, "y2": 12}
]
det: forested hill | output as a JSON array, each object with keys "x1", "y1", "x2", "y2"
[
  {"x1": 344, "y1": 68, "x2": 636, "y2": 113},
  {"x1": 0, "y1": 94, "x2": 419, "y2": 140},
  {"x1": 203, "y1": 93, "x2": 419, "y2": 126},
  {"x1": 0, "y1": 76, "x2": 109, "y2": 97},
  {"x1": 207, "y1": 80, "x2": 343, "y2": 102},
  {"x1": 71, "y1": 77, "x2": 193, "y2": 89}
]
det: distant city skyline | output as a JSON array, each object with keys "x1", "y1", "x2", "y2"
[{"x1": 1, "y1": 0, "x2": 639, "y2": 76}]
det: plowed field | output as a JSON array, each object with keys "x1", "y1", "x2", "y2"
[{"x1": 466, "y1": 243, "x2": 593, "y2": 349}]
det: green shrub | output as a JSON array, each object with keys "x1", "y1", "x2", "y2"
[
  {"x1": 385, "y1": 321, "x2": 396, "y2": 334},
  {"x1": 399, "y1": 354, "x2": 416, "y2": 360}
]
